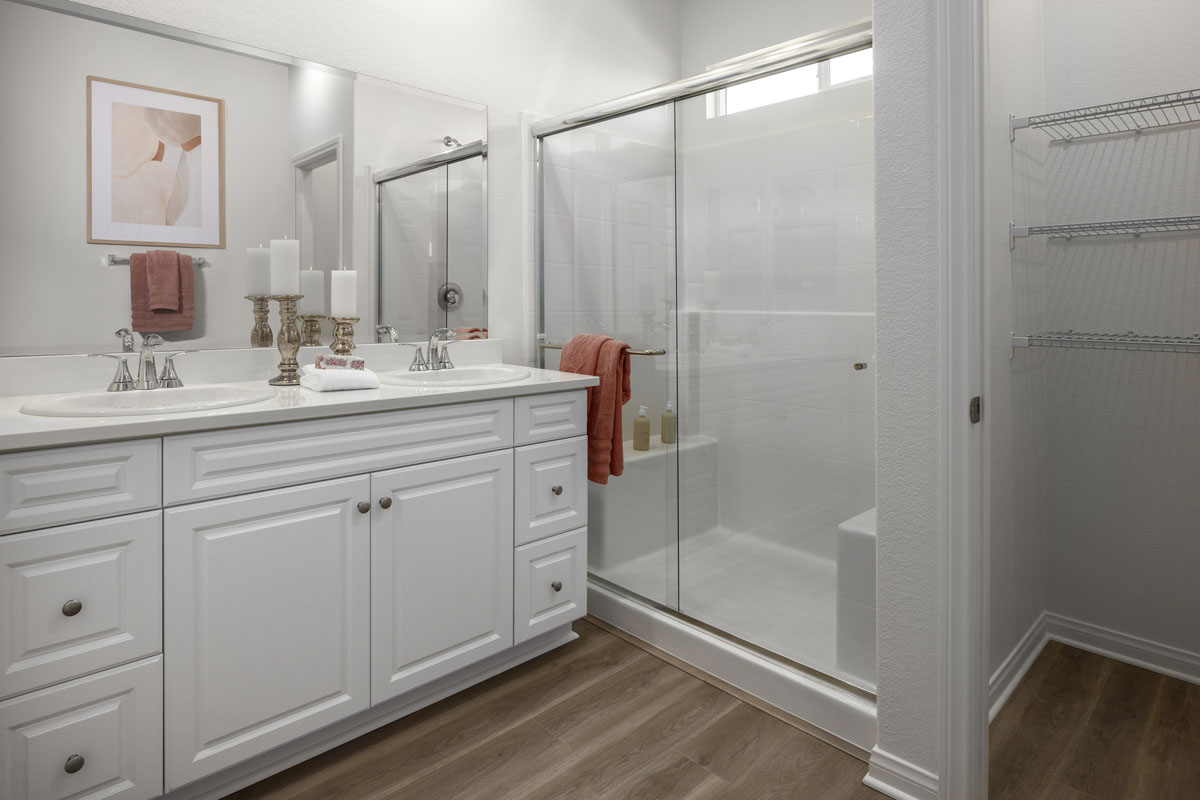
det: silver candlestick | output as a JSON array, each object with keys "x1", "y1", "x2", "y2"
[
  {"x1": 269, "y1": 294, "x2": 303, "y2": 386},
  {"x1": 245, "y1": 296, "x2": 273, "y2": 348},
  {"x1": 299, "y1": 314, "x2": 325, "y2": 347},
  {"x1": 330, "y1": 317, "x2": 359, "y2": 356}
]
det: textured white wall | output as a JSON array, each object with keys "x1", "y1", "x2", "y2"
[
  {"x1": 72, "y1": 0, "x2": 683, "y2": 365},
  {"x1": 1035, "y1": 1, "x2": 1200, "y2": 655},
  {"x1": 873, "y1": 0, "x2": 943, "y2": 777},
  {"x1": 986, "y1": 0, "x2": 1049, "y2": 678}
]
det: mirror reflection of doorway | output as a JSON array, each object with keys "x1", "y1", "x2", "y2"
[{"x1": 292, "y1": 136, "x2": 343, "y2": 293}]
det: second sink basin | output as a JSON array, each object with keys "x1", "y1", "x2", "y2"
[
  {"x1": 20, "y1": 384, "x2": 277, "y2": 417},
  {"x1": 380, "y1": 365, "x2": 531, "y2": 387}
]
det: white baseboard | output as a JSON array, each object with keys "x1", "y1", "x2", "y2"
[
  {"x1": 988, "y1": 612, "x2": 1049, "y2": 722},
  {"x1": 1045, "y1": 612, "x2": 1200, "y2": 687},
  {"x1": 864, "y1": 746, "x2": 939, "y2": 800},
  {"x1": 988, "y1": 610, "x2": 1200, "y2": 724},
  {"x1": 587, "y1": 582, "x2": 878, "y2": 755}
]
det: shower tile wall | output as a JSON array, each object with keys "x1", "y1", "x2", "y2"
[{"x1": 676, "y1": 79, "x2": 875, "y2": 679}]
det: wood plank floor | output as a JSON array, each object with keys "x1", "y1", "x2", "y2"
[
  {"x1": 989, "y1": 640, "x2": 1200, "y2": 800},
  {"x1": 226, "y1": 619, "x2": 882, "y2": 800}
]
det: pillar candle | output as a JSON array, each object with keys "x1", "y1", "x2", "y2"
[
  {"x1": 299, "y1": 268, "x2": 324, "y2": 315},
  {"x1": 330, "y1": 268, "x2": 357, "y2": 318},
  {"x1": 269, "y1": 238, "x2": 300, "y2": 295},
  {"x1": 245, "y1": 245, "x2": 270, "y2": 296}
]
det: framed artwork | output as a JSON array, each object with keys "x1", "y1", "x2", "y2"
[{"x1": 87, "y1": 76, "x2": 225, "y2": 247}]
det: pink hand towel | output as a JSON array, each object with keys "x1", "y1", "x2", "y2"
[
  {"x1": 147, "y1": 250, "x2": 180, "y2": 311},
  {"x1": 130, "y1": 252, "x2": 194, "y2": 332},
  {"x1": 560, "y1": 334, "x2": 631, "y2": 484}
]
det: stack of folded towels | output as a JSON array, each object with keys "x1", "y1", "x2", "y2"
[{"x1": 299, "y1": 354, "x2": 381, "y2": 392}]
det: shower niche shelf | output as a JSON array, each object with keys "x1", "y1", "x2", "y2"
[
  {"x1": 1011, "y1": 331, "x2": 1200, "y2": 355},
  {"x1": 1010, "y1": 87, "x2": 1200, "y2": 142}
]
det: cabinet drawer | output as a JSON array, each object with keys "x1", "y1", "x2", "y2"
[
  {"x1": 514, "y1": 390, "x2": 587, "y2": 445},
  {"x1": 163, "y1": 398, "x2": 513, "y2": 504},
  {"x1": 514, "y1": 528, "x2": 587, "y2": 645},
  {"x1": 0, "y1": 440, "x2": 161, "y2": 535},
  {"x1": 515, "y1": 436, "x2": 588, "y2": 546},
  {"x1": 0, "y1": 512, "x2": 162, "y2": 700},
  {"x1": 0, "y1": 655, "x2": 163, "y2": 800}
]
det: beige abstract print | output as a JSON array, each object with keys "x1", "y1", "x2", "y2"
[{"x1": 111, "y1": 102, "x2": 203, "y2": 226}]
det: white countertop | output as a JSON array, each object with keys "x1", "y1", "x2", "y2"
[{"x1": 0, "y1": 366, "x2": 596, "y2": 454}]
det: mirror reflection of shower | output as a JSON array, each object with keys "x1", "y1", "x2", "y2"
[{"x1": 375, "y1": 140, "x2": 487, "y2": 341}]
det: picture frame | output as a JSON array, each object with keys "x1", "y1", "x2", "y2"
[{"x1": 87, "y1": 76, "x2": 225, "y2": 247}]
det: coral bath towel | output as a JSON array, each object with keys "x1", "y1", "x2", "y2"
[
  {"x1": 130, "y1": 251, "x2": 194, "y2": 332},
  {"x1": 559, "y1": 334, "x2": 631, "y2": 484}
]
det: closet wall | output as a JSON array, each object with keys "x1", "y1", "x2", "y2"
[{"x1": 991, "y1": 0, "x2": 1200, "y2": 698}]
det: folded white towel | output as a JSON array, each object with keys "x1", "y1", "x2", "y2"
[{"x1": 299, "y1": 364, "x2": 381, "y2": 391}]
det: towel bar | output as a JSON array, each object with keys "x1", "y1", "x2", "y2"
[
  {"x1": 105, "y1": 253, "x2": 210, "y2": 267},
  {"x1": 538, "y1": 341, "x2": 666, "y2": 356}
]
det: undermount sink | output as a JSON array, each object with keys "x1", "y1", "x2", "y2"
[
  {"x1": 380, "y1": 365, "x2": 531, "y2": 387},
  {"x1": 20, "y1": 384, "x2": 277, "y2": 417}
]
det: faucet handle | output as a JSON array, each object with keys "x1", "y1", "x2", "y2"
[
  {"x1": 89, "y1": 353, "x2": 136, "y2": 392},
  {"x1": 438, "y1": 343, "x2": 454, "y2": 370},
  {"x1": 409, "y1": 348, "x2": 429, "y2": 372},
  {"x1": 158, "y1": 351, "x2": 192, "y2": 388}
]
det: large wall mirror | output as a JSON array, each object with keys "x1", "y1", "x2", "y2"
[{"x1": 0, "y1": 0, "x2": 487, "y2": 356}]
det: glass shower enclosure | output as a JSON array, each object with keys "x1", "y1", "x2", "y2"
[
  {"x1": 535, "y1": 23, "x2": 877, "y2": 691},
  {"x1": 376, "y1": 141, "x2": 487, "y2": 339}
]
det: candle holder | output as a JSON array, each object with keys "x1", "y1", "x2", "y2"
[
  {"x1": 245, "y1": 296, "x2": 273, "y2": 348},
  {"x1": 268, "y1": 294, "x2": 303, "y2": 386},
  {"x1": 330, "y1": 317, "x2": 359, "y2": 356},
  {"x1": 299, "y1": 314, "x2": 325, "y2": 347}
]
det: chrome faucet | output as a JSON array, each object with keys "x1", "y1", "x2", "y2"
[
  {"x1": 136, "y1": 333, "x2": 164, "y2": 390},
  {"x1": 375, "y1": 325, "x2": 398, "y2": 343},
  {"x1": 411, "y1": 328, "x2": 454, "y2": 371},
  {"x1": 115, "y1": 328, "x2": 135, "y2": 353},
  {"x1": 427, "y1": 328, "x2": 454, "y2": 370}
]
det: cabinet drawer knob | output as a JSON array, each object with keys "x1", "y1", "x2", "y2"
[
  {"x1": 62, "y1": 599, "x2": 83, "y2": 617},
  {"x1": 379, "y1": 497, "x2": 393, "y2": 510},
  {"x1": 551, "y1": 581, "x2": 563, "y2": 592},
  {"x1": 357, "y1": 501, "x2": 371, "y2": 514},
  {"x1": 551, "y1": 485, "x2": 563, "y2": 496},
  {"x1": 64, "y1": 754, "x2": 85, "y2": 774}
]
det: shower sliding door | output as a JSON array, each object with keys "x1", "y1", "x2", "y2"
[
  {"x1": 536, "y1": 38, "x2": 875, "y2": 691},
  {"x1": 539, "y1": 105, "x2": 679, "y2": 606}
]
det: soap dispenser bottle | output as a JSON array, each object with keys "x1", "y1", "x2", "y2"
[
  {"x1": 661, "y1": 400, "x2": 677, "y2": 444},
  {"x1": 633, "y1": 405, "x2": 650, "y2": 451}
]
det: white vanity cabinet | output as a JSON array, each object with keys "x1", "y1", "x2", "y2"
[
  {"x1": 0, "y1": 385, "x2": 591, "y2": 799},
  {"x1": 162, "y1": 476, "x2": 372, "y2": 788}
]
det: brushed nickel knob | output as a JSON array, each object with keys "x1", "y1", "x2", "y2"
[
  {"x1": 62, "y1": 599, "x2": 83, "y2": 617},
  {"x1": 64, "y1": 754, "x2": 85, "y2": 774},
  {"x1": 551, "y1": 485, "x2": 563, "y2": 496},
  {"x1": 357, "y1": 502, "x2": 371, "y2": 514},
  {"x1": 551, "y1": 581, "x2": 563, "y2": 592},
  {"x1": 853, "y1": 362, "x2": 868, "y2": 371},
  {"x1": 379, "y1": 497, "x2": 393, "y2": 510}
]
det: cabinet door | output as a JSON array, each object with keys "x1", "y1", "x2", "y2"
[
  {"x1": 163, "y1": 476, "x2": 370, "y2": 789},
  {"x1": 371, "y1": 451, "x2": 513, "y2": 704}
]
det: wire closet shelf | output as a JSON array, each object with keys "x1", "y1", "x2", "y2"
[
  {"x1": 1011, "y1": 331, "x2": 1200, "y2": 354},
  {"x1": 1011, "y1": 87, "x2": 1200, "y2": 142}
]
